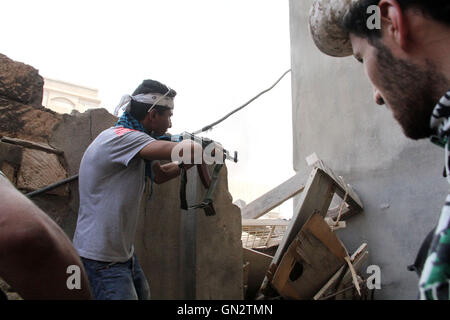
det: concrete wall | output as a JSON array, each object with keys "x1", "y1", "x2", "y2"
[
  {"x1": 50, "y1": 108, "x2": 117, "y2": 239},
  {"x1": 289, "y1": 0, "x2": 446, "y2": 299},
  {"x1": 134, "y1": 164, "x2": 243, "y2": 300}
]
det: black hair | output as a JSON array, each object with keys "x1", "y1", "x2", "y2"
[
  {"x1": 132, "y1": 79, "x2": 177, "y2": 97},
  {"x1": 129, "y1": 79, "x2": 176, "y2": 121},
  {"x1": 342, "y1": 0, "x2": 450, "y2": 44}
]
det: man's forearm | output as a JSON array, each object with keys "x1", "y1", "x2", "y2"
[{"x1": 0, "y1": 175, "x2": 92, "y2": 299}]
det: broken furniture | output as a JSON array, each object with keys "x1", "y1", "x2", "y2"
[{"x1": 241, "y1": 155, "x2": 369, "y2": 300}]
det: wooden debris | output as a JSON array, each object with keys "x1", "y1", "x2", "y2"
[
  {"x1": 239, "y1": 158, "x2": 365, "y2": 300},
  {"x1": 335, "y1": 244, "x2": 369, "y2": 300},
  {"x1": 270, "y1": 213, "x2": 349, "y2": 299},
  {"x1": 313, "y1": 243, "x2": 369, "y2": 300},
  {"x1": 324, "y1": 217, "x2": 346, "y2": 231},
  {"x1": 307, "y1": 152, "x2": 363, "y2": 220},
  {"x1": 243, "y1": 248, "x2": 273, "y2": 300},
  {"x1": 345, "y1": 256, "x2": 361, "y2": 296},
  {"x1": 241, "y1": 171, "x2": 305, "y2": 219},
  {"x1": 242, "y1": 219, "x2": 290, "y2": 227},
  {"x1": 259, "y1": 168, "x2": 338, "y2": 295}
]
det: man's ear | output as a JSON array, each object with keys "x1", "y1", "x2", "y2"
[
  {"x1": 378, "y1": 0, "x2": 408, "y2": 50},
  {"x1": 148, "y1": 108, "x2": 157, "y2": 119}
]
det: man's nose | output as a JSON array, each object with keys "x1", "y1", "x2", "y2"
[{"x1": 373, "y1": 88, "x2": 385, "y2": 105}]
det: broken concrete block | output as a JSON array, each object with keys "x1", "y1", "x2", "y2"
[
  {"x1": 0, "y1": 98, "x2": 61, "y2": 143},
  {"x1": 17, "y1": 148, "x2": 68, "y2": 196},
  {"x1": 1, "y1": 162, "x2": 16, "y2": 184},
  {"x1": 50, "y1": 108, "x2": 116, "y2": 176},
  {"x1": 0, "y1": 141, "x2": 23, "y2": 166},
  {"x1": 0, "y1": 53, "x2": 44, "y2": 107}
]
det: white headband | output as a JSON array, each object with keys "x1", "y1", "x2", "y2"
[{"x1": 114, "y1": 92, "x2": 174, "y2": 116}]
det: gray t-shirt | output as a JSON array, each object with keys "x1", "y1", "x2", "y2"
[{"x1": 73, "y1": 127, "x2": 154, "y2": 262}]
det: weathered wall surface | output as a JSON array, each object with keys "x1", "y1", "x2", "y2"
[
  {"x1": 1, "y1": 53, "x2": 242, "y2": 299},
  {"x1": 194, "y1": 165, "x2": 243, "y2": 299},
  {"x1": 134, "y1": 165, "x2": 243, "y2": 300},
  {"x1": 49, "y1": 109, "x2": 117, "y2": 238},
  {"x1": 289, "y1": 1, "x2": 446, "y2": 299}
]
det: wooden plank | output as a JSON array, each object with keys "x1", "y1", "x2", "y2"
[
  {"x1": 1, "y1": 136, "x2": 63, "y2": 155},
  {"x1": 335, "y1": 245, "x2": 369, "y2": 300},
  {"x1": 267, "y1": 168, "x2": 335, "y2": 270},
  {"x1": 313, "y1": 265, "x2": 346, "y2": 300},
  {"x1": 259, "y1": 166, "x2": 363, "y2": 296},
  {"x1": 243, "y1": 248, "x2": 273, "y2": 300},
  {"x1": 326, "y1": 204, "x2": 351, "y2": 220},
  {"x1": 313, "y1": 243, "x2": 368, "y2": 300},
  {"x1": 241, "y1": 172, "x2": 305, "y2": 219},
  {"x1": 259, "y1": 168, "x2": 336, "y2": 295},
  {"x1": 242, "y1": 219, "x2": 290, "y2": 227},
  {"x1": 324, "y1": 217, "x2": 346, "y2": 231},
  {"x1": 309, "y1": 157, "x2": 363, "y2": 216},
  {"x1": 271, "y1": 214, "x2": 348, "y2": 299}
]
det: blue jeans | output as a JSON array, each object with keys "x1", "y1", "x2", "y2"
[{"x1": 81, "y1": 254, "x2": 151, "y2": 300}]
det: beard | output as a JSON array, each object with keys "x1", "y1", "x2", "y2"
[{"x1": 373, "y1": 42, "x2": 448, "y2": 140}]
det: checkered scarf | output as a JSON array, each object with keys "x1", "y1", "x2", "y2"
[
  {"x1": 420, "y1": 90, "x2": 450, "y2": 299},
  {"x1": 115, "y1": 112, "x2": 148, "y2": 134}
]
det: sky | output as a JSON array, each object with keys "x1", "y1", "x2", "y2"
[{"x1": 1, "y1": 0, "x2": 294, "y2": 218}]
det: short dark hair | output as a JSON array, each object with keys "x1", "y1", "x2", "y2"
[
  {"x1": 132, "y1": 79, "x2": 177, "y2": 98},
  {"x1": 343, "y1": 0, "x2": 450, "y2": 43},
  {"x1": 129, "y1": 79, "x2": 176, "y2": 121}
]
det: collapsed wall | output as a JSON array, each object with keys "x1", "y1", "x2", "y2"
[{"x1": 0, "y1": 53, "x2": 243, "y2": 299}]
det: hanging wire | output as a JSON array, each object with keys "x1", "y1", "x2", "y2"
[{"x1": 192, "y1": 69, "x2": 291, "y2": 134}]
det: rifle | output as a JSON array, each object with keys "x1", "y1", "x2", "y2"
[{"x1": 157, "y1": 132, "x2": 238, "y2": 216}]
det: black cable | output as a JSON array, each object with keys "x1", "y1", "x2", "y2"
[{"x1": 193, "y1": 69, "x2": 291, "y2": 134}]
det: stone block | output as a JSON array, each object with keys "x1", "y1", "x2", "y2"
[
  {"x1": 1, "y1": 162, "x2": 16, "y2": 184},
  {"x1": 17, "y1": 148, "x2": 68, "y2": 196},
  {"x1": 0, "y1": 98, "x2": 61, "y2": 143},
  {"x1": 0, "y1": 53, "x2": 43, "y2": 106},
  {"x1": 0, "y1": 141, "x2": 23, "y2": 166}
]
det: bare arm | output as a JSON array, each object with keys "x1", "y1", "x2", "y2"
[
  {"x1": 139, "y1": 139, "x2": 203, "y2": 162},
  {"x1": 151, "y1": 161, "x2": 196, "y2": 184},
  {"x1": 152, "y1": 162, "x2": 180, "y2": 184},
  {"x1": 0, "y1": 175, "x2": 92, "y2": 300}
]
